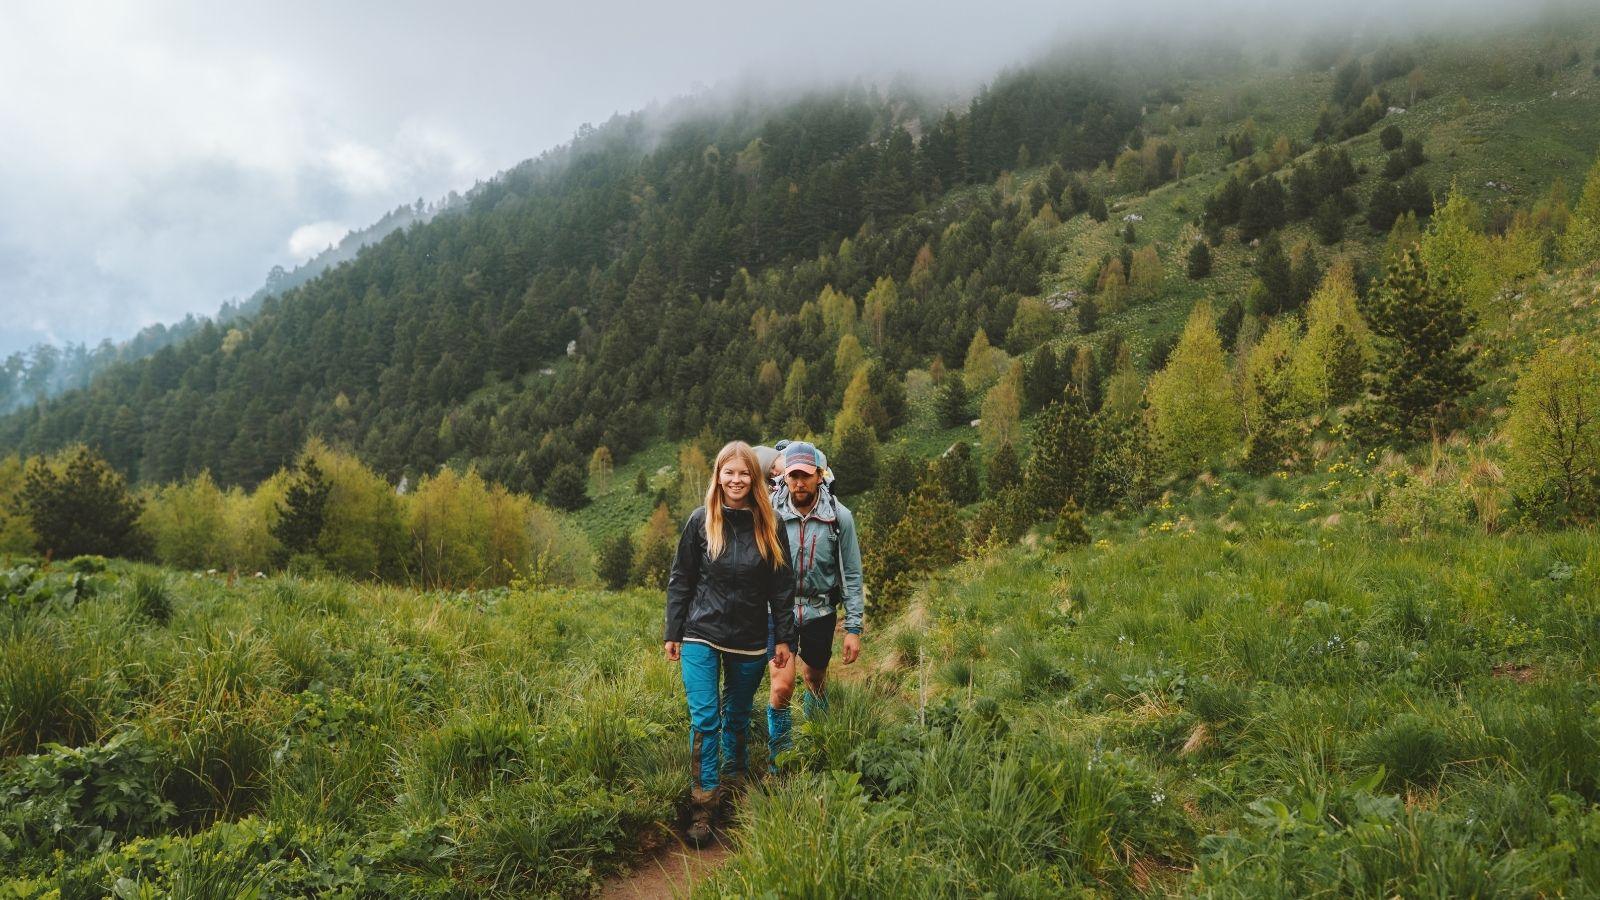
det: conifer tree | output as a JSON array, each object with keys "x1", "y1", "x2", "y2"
[
  {"x1": 1314, "y1": 197, "x2": 1346, "y2": 245},
  {"x1": 545, "y1": 462, "x2": 589, "y2": 511},
  {"x1": 1561, "y1": 155, "x2": 1600, "y2": 266},
  {"x1": 1077, "y1": 297, "x2": 1100, "y2": 334},
  {"x1": 1186, "y1": 240, "x2": 1212, "y2": 279},
  {"x1": 935, "y1": 441, "x2": 982, "y2": 505},
  {"x1": 1292, "y1": 261, "x2": 1374, "y2": 409},
  {"x1": 21, "y1": 445, "x2": 148, "y2": 560},
  {"x1": 1023, "y1": 344, "x2": 1061, "y2": 414},
  {"x1": 1024, "y1": 388, "x2": 1094, "y2": 514},
  {"x1": 1364, "y1": 247, "x2": 1478, "y2": 442},
  {"x1": 1241, "y1": 318, "x2": 1300, "y2": 473},
  {"x1": 598, "y1": 531, "x2": 634, "y2": 589},
  {"x1": 272, "y1": 455, "x2": 331, "y2": 562},
  {"x1": 831, "y1": 409, "x2": 880, "y2": 496},
  {"x1": 1053, "y1": 497, "x2": 1092, "y2": 545},
  {"x1": 1148, "y1": 301, "x2": 1241, "y2": 475},
  {"x1": 1251, "y1": 233, "x2": 1294, "y2": 316},
  {"x1": 936, "y1": 375, "x2": 970, "y2": 427},
  {"x1": 986, "y1": 441, "x2": 1021, "y2": 494}
]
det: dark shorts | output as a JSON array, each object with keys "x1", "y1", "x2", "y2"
[{"x1": 767, "y1": 612, "x2": 837, "y2": 671}]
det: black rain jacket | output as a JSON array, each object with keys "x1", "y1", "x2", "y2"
[{"x1": 664, "y1": 506, "x2": 795, "y2": 653}]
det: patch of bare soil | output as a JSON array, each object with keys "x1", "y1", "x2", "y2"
[{"x1": 597, "y1": 835, "x2": 731, "y2": 900}]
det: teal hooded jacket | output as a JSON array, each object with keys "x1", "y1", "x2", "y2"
[{"x1": 772, "y1": 486, "x2": 864, "y2": 635}]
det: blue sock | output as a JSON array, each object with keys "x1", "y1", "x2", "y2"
[
  {"x1": 766, "y1": 705, "x2": 792, "y2": 771},
  {"x1": 802, "y1": 689, "x2": 828, "y2": 718}
]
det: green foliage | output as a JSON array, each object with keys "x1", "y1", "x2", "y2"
[
  {"x1": 986, "y1": 441, "x2": 1021, "y2": 495},
  {"x1": 1240, "y1": 317, "x2": 1301, "y2": 474},
  {"x1": 1024, "y1": 389, "x2": 1094, "y2": 514},
  {"x1": 1505, "y1": 335, "x2": 1600, "y2": 518},
  {"x1": 1362, "y1": 247, "x2": 1478, "y2": 442},
  {"x1": 0, "y1": 628, "x2": 103, "y2": 755},
  {"x1": 935, "y1": 373, "x2": 970, "y2": 427},
  {"x1": 130, "y1": 572, "x2": 174, "y2": 625},
  {"x1": 20, "y1": 445, "x2": 148, "y2": 560},
  {"x1": 270, "y1": 457, "x2": 329, "y2": 563},
  {"x1": 1052, "y1": 498, "x2": 1092, "y2": 545},
  {"x1": 631, "y1": 503, "x2": 677, "y2": 589},
  {"x1": 0, "y1": 730, "x2": 175, "y2": 857},
  {"x1": 1186, "y1": 239, "x2": 1212, "y2": 279},
  {"x1": 597, "y1": 531, "x2": 633, "y2": 590},
  {"x1": 929, "y1": 441, "x2": 981, "y2": 506},
  {"x1": 1149, "y1": 301, "x2": 1241, "y2": 475},
  {"x1": 1561, "y1": 153, "x2": 1600, "y2": 266},
  {"x1": 873, "y1": 480, "x2": 964, "y2": 613},
  {"x1": 544, "y1": 462, "x2": 589, "y2": 511},
  {"x1": 1292, "y1": 261, "x2": 1374, "y2": 410},
  {"x1": 832, "y1": 409, "x2": 881, "y2": 497},
  {"x1": 0, "y1": 455, "x2": 35, "y2": 554}
]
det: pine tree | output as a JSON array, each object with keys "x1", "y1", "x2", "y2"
[
  {"x1": 1052, "y1": 497, "x2": 1092, "y2": 545},
  {"x1": 1186, "y1": 240, "x2": 1212, "y2": 279},
  {"x1": 1088, "y1": 194, "x2": 1109, "y2": 222},
  {"x1": 936, "y1": 376, "x2": 970, "y2": 427},
  {"x1": 1239, "y1": 177, "x2": 1287, "y2": 243},
  {"x1": 1251, "y1": 233, "x2": 1293, "y2": 316},
  {"x1": 1365, "y1": 247, "x2": 1478, "y2": 442},
  {"x1": 1077, "y1": 297, "x2": 1100, "y2": 334},
  {"x1": 1023, "y1": 344, "x2": 1060, "y2": 414},
  {"x1": 20, "y1": 445, "x2": 148, "y2": 560},
  {"x1": 986, "y1": 441, "x2": 1021, "y2": 495},
  {"x1": 1292, "y1": 261, "x2": 1374, "y2": 409},
  {"x1": 272, "y1": 455, "x2": 331, "y2": 561},
  {"x1": 1024, "y1": 388, "x2": 1094, "y2": 514},
  {"x1": 545, "y1": 462, "x2": 589, "y2": 511},
  {"x1": 1314, "y1": 197, "x2": 1346, "y2": 245},
  {"x1": 831, "y1": 409, "x2": 880, "y2": 496},
  {"x1": 936, "y1": 441, "x2": 982, "y2": 505},
  {"x1": 597, "y1": 531, "x2": 634, "y2": 589}
]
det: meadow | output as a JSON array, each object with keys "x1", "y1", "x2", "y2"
[{"x1": 5, "y1": 463, "x2": 1598, "y2": 897}]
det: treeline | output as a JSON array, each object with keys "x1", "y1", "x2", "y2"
[
  {"x1": 853, "y1": 153, "x2": 1600, "y2": 611},
  {"x1": 0, "y1": 439, "x2": 591, "y2": 589},
  {"x1": 1, "y1": 201, "x2": 453, "y2": 415},
  {"x1": 0, "y1": 62, "x2": 1145, "y2": 501}
]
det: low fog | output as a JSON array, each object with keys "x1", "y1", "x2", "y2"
[{"x1": 0, "y1": 0, "x2": 1579, "y2": 358}]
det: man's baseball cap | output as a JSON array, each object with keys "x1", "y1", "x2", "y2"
[{"x1": 783, "y1": 441, "x2": 821, "y2": 475}]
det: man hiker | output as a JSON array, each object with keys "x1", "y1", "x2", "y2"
[{"x1": 766, "y1": 440, "x2": 864, "y2": 769}]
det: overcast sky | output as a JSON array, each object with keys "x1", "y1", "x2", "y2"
[{"x1": 0, "y1": 1, "x2": 1542, "y2": 358}]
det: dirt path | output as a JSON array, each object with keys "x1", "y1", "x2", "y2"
[{"x1": 598, "y1": 835, "x2": 731, "y2": 899}]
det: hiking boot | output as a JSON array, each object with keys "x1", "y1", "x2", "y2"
[{"x1": 685, "y1": 787, "x2": 718, "y2": 848}]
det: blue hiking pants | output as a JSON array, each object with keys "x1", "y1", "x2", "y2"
[{"x1": 680, "y1": 641, "x2": 767, "y2": 792}]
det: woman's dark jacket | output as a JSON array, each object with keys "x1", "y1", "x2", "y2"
[{"x1": 664, "y1": 506, "x2": 796, "y2": 653}]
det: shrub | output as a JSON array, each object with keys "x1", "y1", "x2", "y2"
[{"x1": 0, "y1": 730, "x2": 174, "y2": 857}]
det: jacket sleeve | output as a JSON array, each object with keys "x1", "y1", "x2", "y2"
[
  {"x1": 768, "y1": 521, "x2": 797, "y2": 648},
  {"x1": 664, "y1": 508, "x2": 704, "y2": 643},
  {"x1": 836, "y1": 505, "x2": 865, "y2": 634}
]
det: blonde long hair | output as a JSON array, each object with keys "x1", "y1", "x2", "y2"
[{"x1": 704, "y1": 441, "x2": 784, "y2": 567}]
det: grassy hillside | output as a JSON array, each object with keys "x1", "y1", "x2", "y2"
[{"x1": 5, "y1": 468, "x2": 1597, "y2": 895}]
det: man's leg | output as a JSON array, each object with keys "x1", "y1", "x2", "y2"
[
  {"x1": 766, "y1": 620, "x2": 797, "y2": 771},
  {"x1": 798, "y1": 615, "x2": 837, "y2": 718}
]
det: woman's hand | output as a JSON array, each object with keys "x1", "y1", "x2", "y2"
[
  {"x1": 664, "y1": 641, "x2": 681, "y2": 661},
  {"x1": 771, "y1": 643, "x2": 791, "y2": 670}
]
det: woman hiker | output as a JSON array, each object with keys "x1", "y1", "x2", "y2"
[{"x1": 663, "y1": 440, "x2": 795, "y2": 847}]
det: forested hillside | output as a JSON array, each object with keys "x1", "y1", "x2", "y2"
[{"x1": 0, "y1": 54, "x2": 1150, "y2": 493}]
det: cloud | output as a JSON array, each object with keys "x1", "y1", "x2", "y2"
[
  {"x1": 288, "y1": 221, "x2": 350, "y2": 259},
  {"x1": 0, "y1": 0, "x2": 1560, "y2": 357}
]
